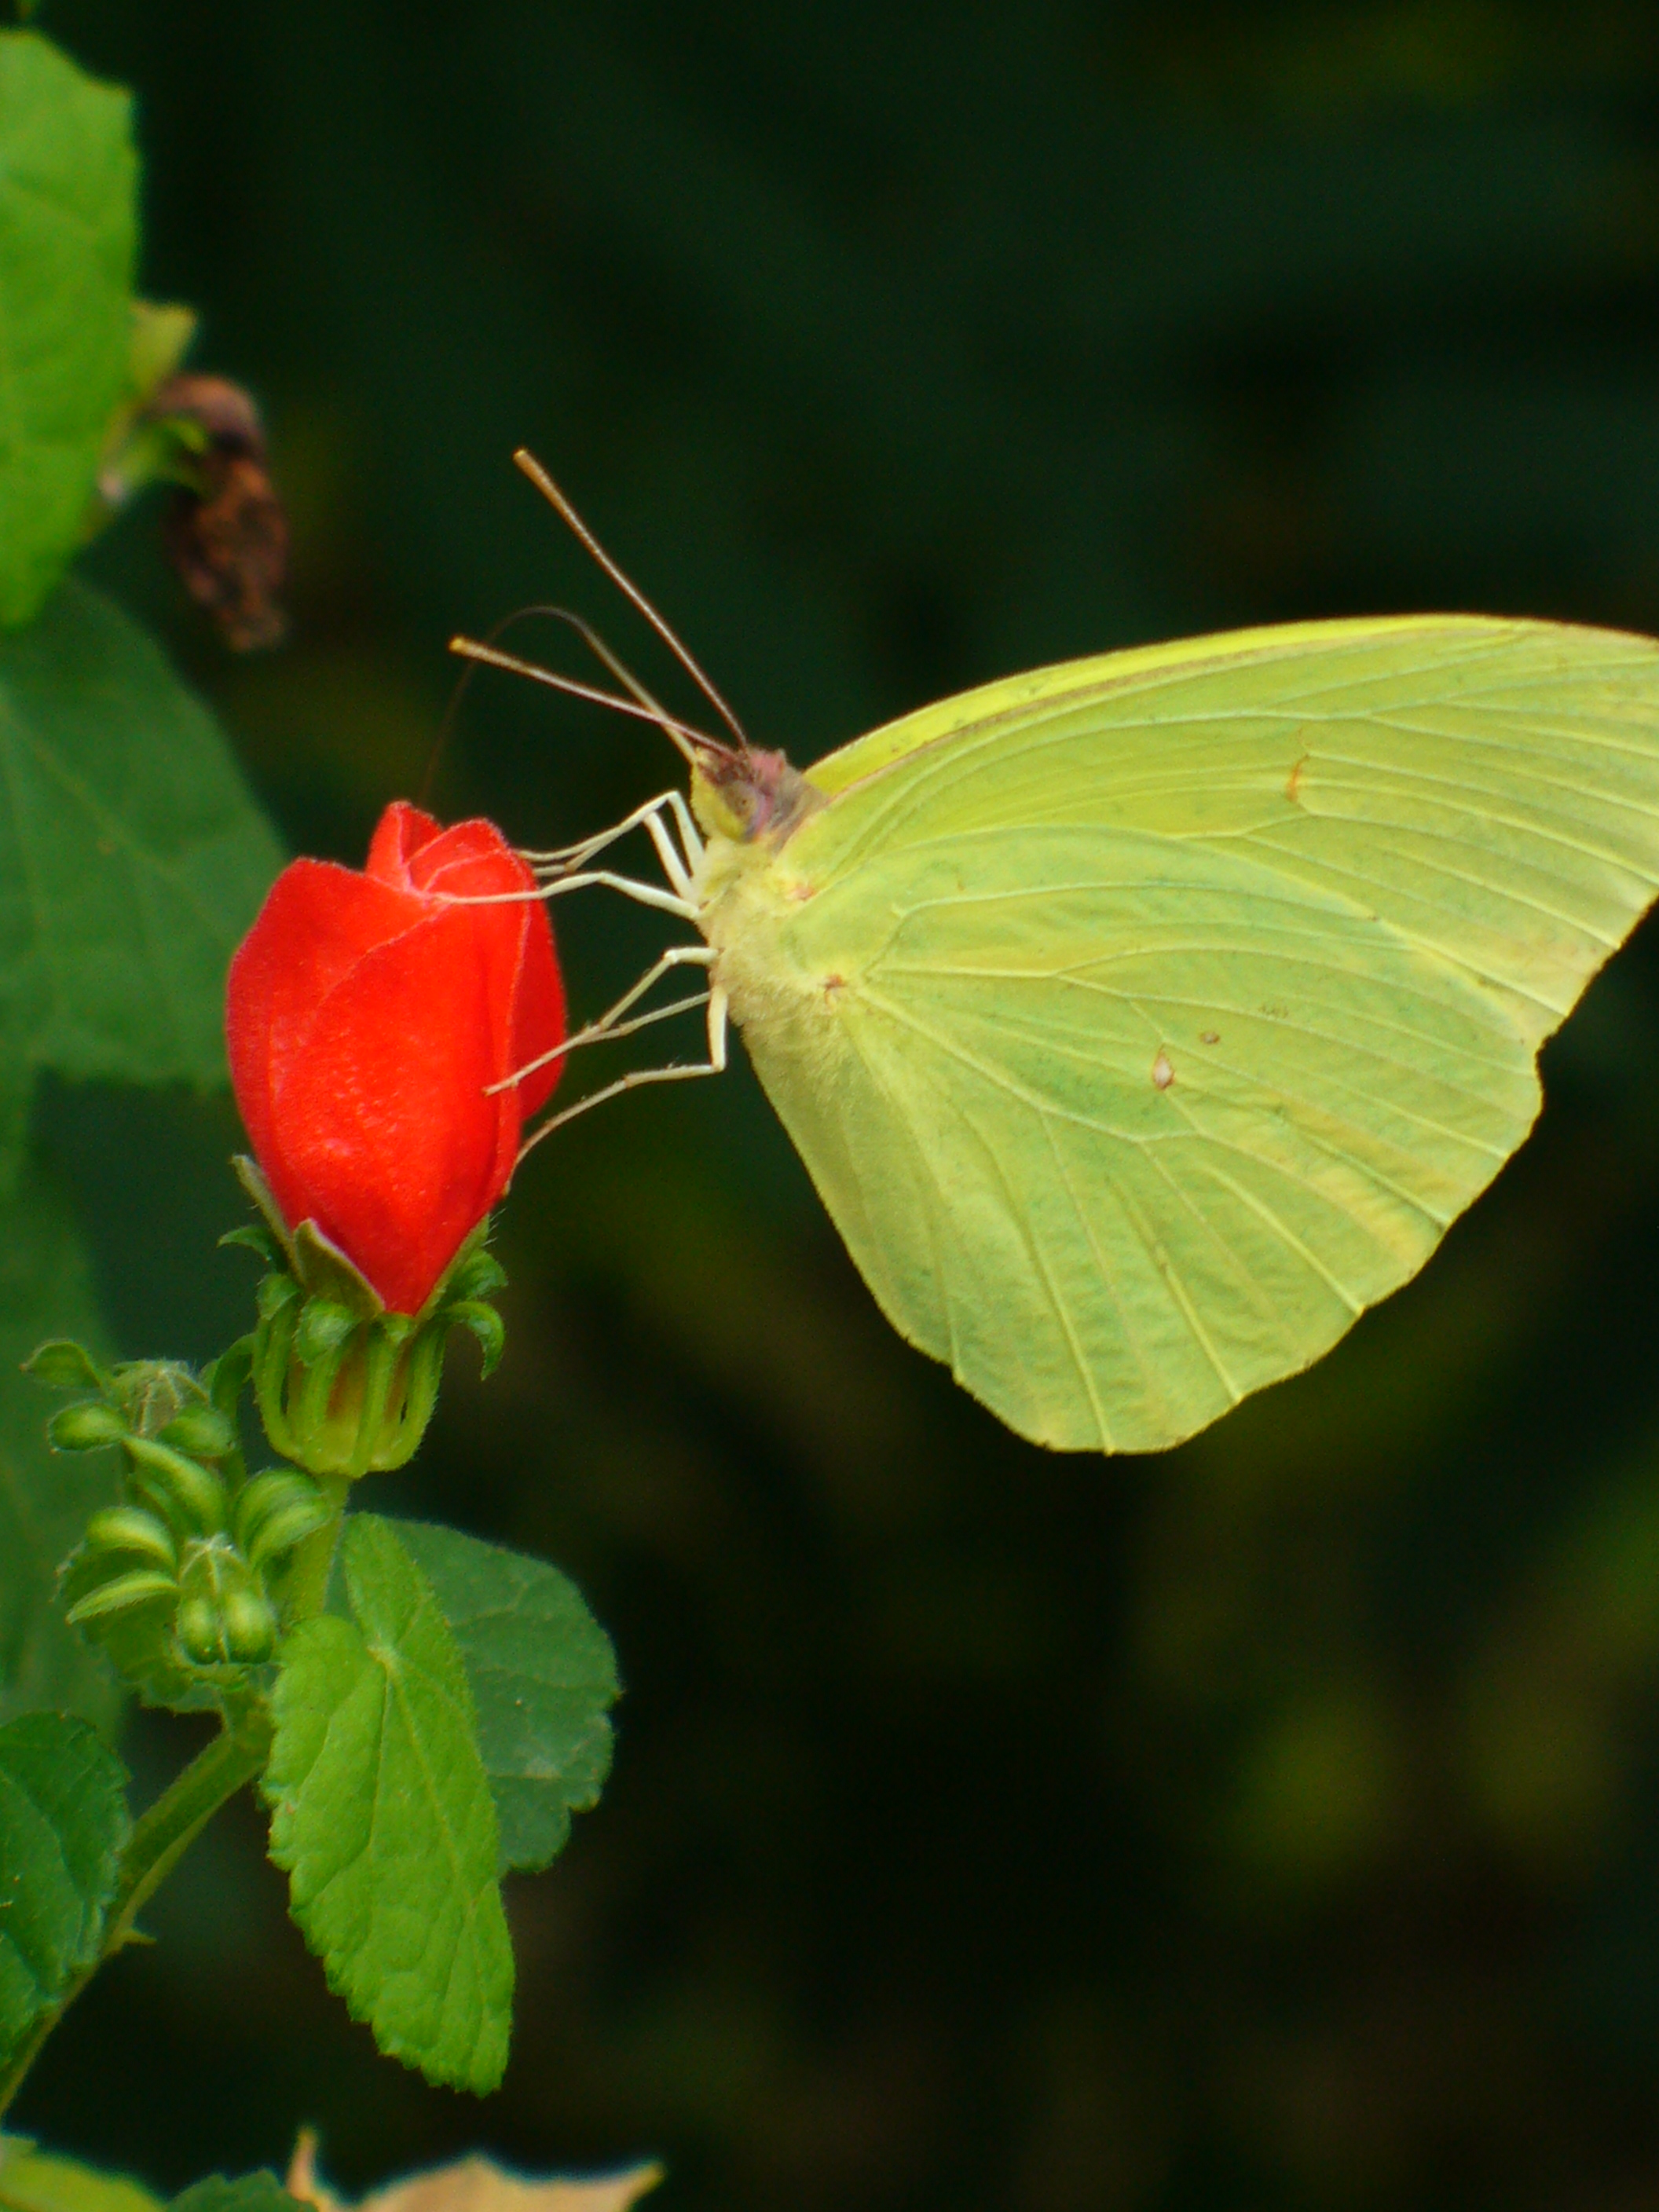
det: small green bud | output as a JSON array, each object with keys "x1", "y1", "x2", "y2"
[
  {"x1": 174, "y1": 1591, "x2": 225, "y2": 1664},
  {"x1": 110, "y1": 1360, "x2": 198, "y2": 1437},
  {"x1": 125, "y1": 1435, "x2": 229, "y2": 1536},
  {"x1": 158, "y1": 1402, "x2": 237, "y2": 1460},
  {"x1": 24, "y1": 1340, "x2": 106, "y2": 1392},
  {"x1": 49, "y1": 1402, "x2": 126, "y2": 1452},
  {"x1": 83, "y1": 1506, "x2": 178, "y2": 1573},
  {"x1": 64, "y1": 1567, "x2": 178, "y2": 1626},
  {"x1": 233, "y1": 1469, "x2": 331, "y2": 1566},
  {"x1": 218, "y1": 1583, "x2": 277, "y2": 1664}
]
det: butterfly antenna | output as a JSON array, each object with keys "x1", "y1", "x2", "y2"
[
  {"x1": 449, "y1": 621, "x2": 723, "y2": 767},
  {"x1": 513, "y1": 448, "x2": 751, "y2": 754}
]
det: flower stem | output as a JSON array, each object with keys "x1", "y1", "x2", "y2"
[
  {"x1": 0, "y1": 1703, "x2": 274, "y2": 2121},
  {"x1": 281, "y1": 1476, "x2": 348, "y2": 1623}
]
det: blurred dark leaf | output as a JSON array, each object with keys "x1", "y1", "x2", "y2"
[
  {"x1": 0, "y1": 1712, "x2": 129, "y2": 2067},
  {"x1": 0, "y1": 579, "x2": 281, "y2": 1185},
  {"x1": 0, "y1": 32, "x2": 134, "y2": 629},
  {"x1": 0, "y1": 1163, "x2": 119, "y2": 1731}
]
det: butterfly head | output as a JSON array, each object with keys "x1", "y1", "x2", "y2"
[{"x1": 691, "y1": 745, "x2": 823, "y2": 848}]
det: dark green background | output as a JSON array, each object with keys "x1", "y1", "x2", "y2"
[{"x1": 19, "y1": 3, "x2": 1659, "y2": 2206}]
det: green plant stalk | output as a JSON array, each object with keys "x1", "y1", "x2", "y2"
[
  {"x1": 280, "y1": 1476, "x2": 348, "y2": 1621},
  {"x1": 0, "y1": 1704, "x2": 275, "y2": 2120}
]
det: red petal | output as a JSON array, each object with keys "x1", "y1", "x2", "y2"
[
  {"x1": 226, "y1": 859, "x2": 423, "y2": 1211},
  {"x1": 365, "y1": 800, "x2": 444, "y2": 890},
  {"x1": 269, "y1": 906, "x2": 515, "y2": 1311}
]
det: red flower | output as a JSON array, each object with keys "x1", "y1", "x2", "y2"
[{"x1": 227, "y1": 800, "x2": 565, "y2": 1313}]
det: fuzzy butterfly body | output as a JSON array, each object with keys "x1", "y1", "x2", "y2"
[{"x1": 687, "y1": 614, "x2": 1659, "y2": 1452}]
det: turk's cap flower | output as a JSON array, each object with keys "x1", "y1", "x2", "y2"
[{"x1": 226, "y1": 800, "x2": 565, "y2": 1316}]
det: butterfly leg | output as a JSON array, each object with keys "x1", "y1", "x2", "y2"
[
  {"x1": 514, "y1": 960, "x2": 729, "y2": 1160},
  {"x1": 523, "y1": 790, "x2": 705, "y2": 902},
  {"x1": 494, "y1": 943, "x2": 716, "y2": 1091}
]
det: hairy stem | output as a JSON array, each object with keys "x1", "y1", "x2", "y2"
[
  {"x1": 281, "y1": 1476, "x2": 348, "y2": 1624},
  {"x1": 0, "y1": 1704, "x2": 274, "y2": 2121}
]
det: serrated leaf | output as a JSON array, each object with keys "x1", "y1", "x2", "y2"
[
  {"x1": 265, "y1": 1517, "x2": 512, "y2": 2094},
  {"x1": 0, "y1": 1712, "x2": 130, "y2": 2067},
  {"x1": 386, "y1": 1520, "x2": 618, "y2": 1876},
  {"x1": 0, "y1": 2138, "x2": 163, "y2": 2212},
  {"x1": 0, "y1": 32, "x2": 136, "y2": 627},
  {"x1": 170, "y1": 2180, "x2": 299, "y2": 2212},
  {"x1": 0, "y1": 577, "x2": 283, "y2": 1185},
  {"x1": 0, "y1": 1164, "x2": 120, "y2": 1730}
]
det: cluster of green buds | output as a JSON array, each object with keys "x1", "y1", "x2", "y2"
[
  {"x1": 232, "y1": 1158, "x2": 507, "y2": 1481},
  {"x1": 31, "y1": 1342, "x2": 333, "y2": 1708}
]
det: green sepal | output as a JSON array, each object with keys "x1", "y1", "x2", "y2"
[
  {"x1": 264, "y1": 1516, "x2": 512, "y2": 2093},
  {"x1": 218, "y1": 1225, "x2": 277, "y2": 1265},
  {"x1": 22, "y1": 1342, "x2": 105, "y2": 1393},
  {"x1": 64, "y1": 1569, "x2": 178, "y2": 1627},
  {"x1": 445, "y1": 1299, "x2": 505, "y2": 1379}
]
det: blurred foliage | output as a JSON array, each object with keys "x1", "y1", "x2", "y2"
[{"x1": 15, "y1": 0, "x2": 1659, "y2": 2207}]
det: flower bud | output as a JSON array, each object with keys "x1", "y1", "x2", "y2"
[
  {"x1": 157, "y1": 1402, "x2": 238, "y2": 1461},
  {"x1": 49, "y1": 1402, "x2": 127, "y2": 1452},
  {"x1": 218, "y1": 1582, "x2": 278, "y2": 1664},
  {"x1": 124, "y1": 1436, "x2": 229, "y2": 1536},
  {"x1": 83, "y1": 1506, "x2": 179, "y2": 1574},
  {"x1": 174, "y1": 1590, "x2": 226, "y2": 1665},
  {"x1": 233, "y1": 1469, "x2": 331, "y2": 1570},
  {"x1": 225, "y1": 800, "x2": 564, "y2": 1315}
]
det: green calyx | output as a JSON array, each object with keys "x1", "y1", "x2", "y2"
[
  {"x1": 26, "y1": 1341, "x2": 333, "y2": 1709},
  {"x1": 227, "y1": 1157, "x2": 508, "y2": 1481}
]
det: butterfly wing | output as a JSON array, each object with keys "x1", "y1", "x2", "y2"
[{"x1": 707, "y1": 617, "x2": 1659, "y2": 1452}]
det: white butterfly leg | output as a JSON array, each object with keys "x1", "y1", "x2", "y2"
[
  {"x1": 516, "y1": 975, "x2": 729, "y2": 1160},
  {"x1": 522, "y1": 788, "x2": 705, "y2": 900},
  {"x1": 497, "y1": 941, "x2": 717, "y2": 1090}
]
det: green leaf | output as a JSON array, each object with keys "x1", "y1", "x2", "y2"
[
  {"x1": 0, "y1": 1712, "x2": 130, "y2": 2067},
  {"x1": 387, "y1": 1519, "x2": 619, "y2": 1875},
  {"x1": 167, "y1": 2179, "x2": 298, "y2": 2212},
  {"x1": 0, "y1": 1163, "x2": 119, "y2": 1730},
  {"x1": 0, "y1": 577, "x2": 283, "y2": 1185},
  {"x1": 0, "y1": 32, "x2": 137, "y2": 627},
  {"x1": 265, "y1": 1516, "x2": 513, "y2": 2094},
  {"x1": 0, "y1": 2140, "x2": 162, "y2": 2212}
]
